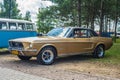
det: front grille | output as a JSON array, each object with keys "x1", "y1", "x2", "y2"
[{"x1": 9, "y1": 41, "x2": 23, "y2": 48}]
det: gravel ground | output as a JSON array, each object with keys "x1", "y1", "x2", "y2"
[
  {"x1": 0, "y1": 52, "x2": 120, "y2": 80},
  {"x1": 0, "y1": 67, "x2": 50, "y2": 80}
]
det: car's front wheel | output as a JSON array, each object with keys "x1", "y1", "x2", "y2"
[
  {"x1": 93, "y1": 45, "x2": 105, "y2": 58},
  {"x1": 37, "y1": 47, "x2": 56, "y2": 65},
  {"x1": 17, "y1": 55, "x2": 32, "y2": 60}
]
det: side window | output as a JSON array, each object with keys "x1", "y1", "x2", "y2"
[
  {"x1": 18, "y1": 23, "x2": 25, "y2": 30},
  {"x1": 88, "y1": 30, "x2": 94, "y2": 37},
  {"x1": 9, "y1": 22, "x2": 17, "y2": 30},
  {"x1": 88, "y1": 30, "x2": 98, "y2": 37},
  {"x1": 26, "y1": 23, "x2": 33, "y2": 31},
  {"x1": 74, "y1": 29, "x2": 88, "y2": 38},
  {"x1": 0, "y1": 22, "x2": 7, "y2": 30}
]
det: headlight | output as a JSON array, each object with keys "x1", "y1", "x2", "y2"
[{"x1": 29, "y1": 43, "x2": 33, "y2": 48}]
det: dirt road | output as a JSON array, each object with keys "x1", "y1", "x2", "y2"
[{"x1": 0, "y1": 52, "x2": 120, "y2": 80}]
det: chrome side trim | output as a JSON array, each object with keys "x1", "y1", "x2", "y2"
[{"x1": 58, "y1": 51, "x2": 93, "y2": 57}]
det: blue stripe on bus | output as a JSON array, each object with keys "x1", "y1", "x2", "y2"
[{"x1": 0, "y1": 30, "x2": 37, "y2": 48}]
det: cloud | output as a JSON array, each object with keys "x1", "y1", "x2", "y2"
[
  {"x1": 16, "y1": 0, "x2": 53, "y2": 22},
  {"x1": 0, "y1": 0, "x2": 2, "y2": 3},
  {"x1": 0, "y1": 0, "x2": 52, "y2": 22}
]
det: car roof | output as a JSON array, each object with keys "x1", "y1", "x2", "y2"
[
  {"x1": 61, "y1": 27, "x2": 93, "y2": 30},
  {"x1": 0, "y1": 18, "x2": 34, "y2": 24}
]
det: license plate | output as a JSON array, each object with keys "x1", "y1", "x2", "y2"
[{"x1": 11, "y1": 50, "x2": 18, "y2": 55}]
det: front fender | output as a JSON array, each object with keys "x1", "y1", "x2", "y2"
[{"x1": 36, "y1": 44, "x2": 56, "y2": 55}]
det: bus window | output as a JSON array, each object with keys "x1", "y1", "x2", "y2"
[
  {"x1": 26, "y1": 23, "x2": 33, "y2": 31},
  {"x1": 18, "y1": 23, "x2": 25, "y2": 30},
  {"x1": 0, "y1": 22, "x2": 7, "y2": 30},
  {"x1": 9, "y1": 23, "x2": 17, "y2": 30}
]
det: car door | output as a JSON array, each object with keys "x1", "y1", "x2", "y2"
[
  {"x1": 67, "y1": 29, "x2": 93, "y2": 54},
  {"x1": 87, "y1": 29, "x2": 100, "y2": 51}
]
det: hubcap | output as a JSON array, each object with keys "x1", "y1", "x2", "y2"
[
  {"x1": 42, "y1": 50, "x2": 54, "y2": 63},
  {"x1": 97, "y1": 46, "x2": 104, "y2": 57}
]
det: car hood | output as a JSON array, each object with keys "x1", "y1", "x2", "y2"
[{"x1": 9, "y1": 36, "x2": 62, "y2": 43}]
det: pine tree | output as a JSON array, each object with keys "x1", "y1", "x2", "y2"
[
  {"x1": 37, "y1": 0, "x2": 120, "y2": 37},
  {"x1": 0, "y1": 0, "x2": 20, "y2": 19},
  {"x1": 24, "y1": 11, "x2": 31, "y2": 21}
]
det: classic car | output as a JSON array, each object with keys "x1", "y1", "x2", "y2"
[{"x1": 9, "y1": 27, "x2": 113, "y2": 65}]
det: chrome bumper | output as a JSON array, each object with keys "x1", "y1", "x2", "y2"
[{"x1": 9, "y1": 47, "x2": 37, "y2": 56}]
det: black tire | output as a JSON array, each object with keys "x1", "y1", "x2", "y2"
[
  {"x1": 37, "y1": 47, "x2": 56, "y2": 65},
  {"x1": 93, "y1": 45, "x2": 105, "y2": 58},
  {"x1": 18, "y1": 55, "x2": 32, "y2": 60}
]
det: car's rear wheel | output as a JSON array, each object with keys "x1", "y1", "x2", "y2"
[
  {"x1": 37, "y1": 47, "x2": 56, "y2": 65},
  {"x1": 17, "y1": 55, "x2": 32, "y2": 60},
  {"x1": 93, "y1": 45, "x2": 105, "y2": 58}
]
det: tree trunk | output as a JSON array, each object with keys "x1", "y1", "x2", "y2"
[
  {"x1": 99, "y1": 0, "x2": 104, "y2": 36},
  {"x1": 86, "y1": 15, "x2": 89, "y2": 28},
  {"x1": 104, "y1": 16, "x2": 108, "y2": 32},
  {"x1": 86, "y1": 0, "x2": 90, "y2": 28},
  {"x1": 114, "y1": 0, "x2": 118, "y2": 42},
  {"x1": 91, "y1": 14, "x2": 95, "y2": 30},
  {"x1": 90, "y1": 1, "x2": 95, "y2": 30},
  {"x1": 78, "y1": 0, "x2": 81, "y2": 27}
]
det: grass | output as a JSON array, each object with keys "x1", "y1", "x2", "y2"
[
  {"x1": 92, "y1": 39, "x2": 120, "y2": 65},
  {"x1": 0, "y1": 48, "x2": 8, "y2": 52}
]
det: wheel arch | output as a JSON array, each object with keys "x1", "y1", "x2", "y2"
[
  {"x1": 37, "y1": 44, "x2": 58, "y2": 57},
  {"x1": 93, "y1": 43, "x2": 105, "y2": 58},
  {"x1": 95, "y1": 43, "x2": 105, "y2": 50}
]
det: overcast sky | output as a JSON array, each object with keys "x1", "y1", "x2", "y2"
[{"x1": 0, "y1": 0, "x2": 53, "y2": 22}]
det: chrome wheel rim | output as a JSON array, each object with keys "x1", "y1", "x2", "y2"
[
  {"x1": 97, "y1": 46, "x2": 104, "y2": 57},
  {"x1": 42, "y1": 50, "x2": 54, "y2": 63}
]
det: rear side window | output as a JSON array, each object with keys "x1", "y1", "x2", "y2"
[
  {"x1": 69, "y1": 29, "x2": 88, "y2": 38},
  {"x1": 26, "y1": 23, "x2": 33, "y2": 31},
  {"x1": 88, "y1": 30, "x2": 98, "y2": 37},
  {"x1": 0, "y1": 22, "x2": 7, "y2": 30}
]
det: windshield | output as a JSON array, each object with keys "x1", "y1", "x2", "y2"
[{"x1": 47, "y1": 27, "x2": 70, "y2": 37}]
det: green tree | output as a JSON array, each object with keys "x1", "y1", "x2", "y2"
[
  {"x1": 37, "y1": 8, "x2": 55, "y2": 33},
  {"x1": 0, "y1": 2, "x2": 5, "y2": 17},
  {"x1": 0, "y1": 0, "x2": 20, "y2": 19},
  {"x1": 24, "y1": 11, "x2": 31, "y2": 21},
  {"x1": 37, "y1": 0, "x2": 120, "y2": 37}
]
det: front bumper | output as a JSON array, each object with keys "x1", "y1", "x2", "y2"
[{"x1": 9, "y1": 47, "x2": 37, "y2": 56}]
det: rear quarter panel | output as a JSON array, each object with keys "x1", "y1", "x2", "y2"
[{"x1": 93, "y1": 37, "x2": 113, "y2": 50}]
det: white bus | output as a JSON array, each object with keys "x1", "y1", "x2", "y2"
[{"x1": 0, "y1": 18, "x2": 37, "y2": 48}]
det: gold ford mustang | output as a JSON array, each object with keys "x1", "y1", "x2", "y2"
[{"x1": 9, "y1": 27, "x2": 113, "y2": 65}]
